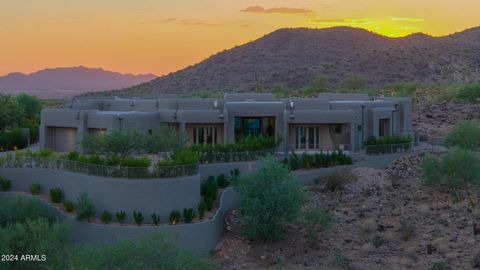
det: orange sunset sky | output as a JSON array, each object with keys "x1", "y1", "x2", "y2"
[{"x1": 1, "y1": 0, "x2": 479, "y2": 76}]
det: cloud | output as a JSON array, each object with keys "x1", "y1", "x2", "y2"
[
  {"x1": 130, "y1": 18, "x2": 221, "y2": 27},
  {"x1": 307, "y1": 18, "x2": 375, "y2": 25},
  {"x1": 389, "y1": 17, "x2": 425, "y2": 22},
  {"x1": 241, "y1": 5, "x2": 313, "y2": 15}
]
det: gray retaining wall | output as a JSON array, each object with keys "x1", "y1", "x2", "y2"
[
  {"x1": 199, "y1": 161, "x2": 260, "y2": 181},
  {"x1": 0, "y1": 168, "x2": 200, "y2": 222}
]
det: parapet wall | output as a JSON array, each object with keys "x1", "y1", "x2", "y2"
[{"x1": 0, "y1": 168, "x2": 200, "y2": 222}]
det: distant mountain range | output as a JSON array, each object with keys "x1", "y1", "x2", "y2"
[
  {"x1": 0, "y1": 66, "x2": 156, "y2": 98},
  {"x1": 101, "y1": 26, "x2": 480, "y2": 97}
]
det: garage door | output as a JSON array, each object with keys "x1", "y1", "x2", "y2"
[{"x1": 53, "y1": 127, "x2": 77, "y2": 152}]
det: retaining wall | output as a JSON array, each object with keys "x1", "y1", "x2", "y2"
[
  {"x1": 199, "y1": 160, "x2": 260, "y2": 181},
  {"x1": 1, "y1": 188, "x2": 240, "y2": 253},
  {"x1": 0, "y1": 168, "x2": 200, "y2": 222}
]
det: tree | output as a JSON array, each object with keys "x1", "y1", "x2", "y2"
[
  {"x1": 457, "y1": 83, "x2": 480, "y2": 103},
  {"x1": 235, "y1": 156, "x2": 305, "y2": 241},
  {"x1": 444, "y1": 121, "x2": 480, "y2": 150},
  {"x1": 142, "y1": 125, "x2": 187, "y2": 153},
  {"x1": 300, "y1": 76, "x2": 329, "y2": 96},
  {"x1": 16, "y1": 93, "x2": 41, "y2": 119},
  {"x1": 338, "y1": 75, "x2": 368, "y2": 92},
  {"x1": 0, "y1": 94, "x2": 25, "y2": 130},
  {"x1": 82, "y1": 129, "x2": 142, "y2": 158},
  {"x1": 422, "y1": 147, "x2": 480, "y2": 189}
]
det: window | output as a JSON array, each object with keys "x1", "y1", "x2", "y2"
[
  {"x1": 193, "y1": 126, "x2": 218, "y2": 145},
  {"x1": 295, "y1": 126, "x2": 320, "y2": 149},
  {"x1": 357, "y1": 125, "x2": 362, "y2": 132},
  {"x1": 234, "y1": 117, "x2": 275, "y2": 142}
]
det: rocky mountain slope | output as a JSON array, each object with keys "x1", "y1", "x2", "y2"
[
  {"x1": 107, "y1": 26, "x2": 480, "y2": 96},
  {"x1": 0, "y1": 66, "x2": 156, "y2": 98}
]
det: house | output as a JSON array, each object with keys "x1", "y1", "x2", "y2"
[{"x1": 39, "y1": 93, "x2": 412, "y2": 153}]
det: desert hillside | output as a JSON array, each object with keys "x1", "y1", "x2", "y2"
[{"x1": 103, "y1": 26, "x2": 480, "y2": 96}]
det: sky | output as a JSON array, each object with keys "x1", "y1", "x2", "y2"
[{"x1": 1, "y1": 0, "x2": 479, "y2": 76}]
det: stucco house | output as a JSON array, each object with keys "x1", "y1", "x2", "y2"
[{"x1": 39, "y1": 93, "x2": 412, "y2": 153}]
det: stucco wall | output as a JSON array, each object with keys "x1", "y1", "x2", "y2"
[{"x1": 0, "y1": 168, "x2": 200, "y2": 222}]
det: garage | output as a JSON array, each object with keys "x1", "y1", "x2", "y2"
[{"x1": 51, "y1": 127, "x2": 77, "y2": 152}]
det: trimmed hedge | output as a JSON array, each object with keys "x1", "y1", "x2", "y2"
[{"x1": 284, "y1": 151, "x2": 353, "y2": 171}]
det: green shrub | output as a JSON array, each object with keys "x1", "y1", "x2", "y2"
[
  {"x1": 100, "y1": 211, "x2": 112, "y2": 224},
  {"x1": 430, "y1": 260, "x2": 450, "y2": 270},
  {"x1": 0, "y1": 218, "x2": 70, "y2": 270},
  {"x1": 119, "y1": 156, "x2": 151, "y2": 168},
  {"x1": 49, "y1": 187, "x2": 63, "y2": 203},
  {"x1": 31, "y1": 148, "x2": 55, "y2": 158},
  {"x1": 286, "y1": 151, "x2": 353, "y2": 171},
  {"x1": 235, "y1": 156, "x2": 305, "y2": 241},
  {"x1": 457, "y1": 83, "x2": 480, "y2": 103},
  {"x1": 203, "y1": 177, "x2": 219, "y2": 201},
  {"x1": 229, "y1": 168, "x2": 241, "y2": 185},
  {"x1": 66, "y1": 151, "x2": 80, "y2": 161},
  {"x1": 370, "y1": 233, "x2": 388, "y2": 248},
  {"x1": 116, "y1": 211, "x2": 126, "y2": 224},
  {"x1": 364, "y1": 135, "x2": 412, "y2": 145},
  {"x1": 303, "y1": 208, "x2": 333, "y2": 247},
  {"x1": 0, "y1": 194, "x2": 58, "y2": 226},
  {"x1": 76, "y1": 193, "x2": 96, "y2": 222},
  {"x1": 422, "y1": 148, "x2": 480, "y2": 189},
  {"x1": 198, "y1": 201, "x2": 206, "y2": 219},
  {"x1": 204, "y1": 196, "x2": 215, "y2": 211},
  {"x1": 183, "y1": 208, "x2": 195, "y2": 223},
  {"x1": 169, "y1": 210, "x2": 181, "y2": 225},
  {"x1": 0, "y1": 178, "x2": 11, "y2": 192},
  {"x1": 64, "y1": 233, "x2": 218, "y2": 270},
  {"x1": 133, "y1": 211, "x2": 144, "y2": 226},
  {"x1": 444, "y1": 121, "x2": 480, "y2": 150},
  {"x1": 0, "y1": 128, "x2": 27, "y2": 151},
  {"x1": 63, "y1": 200, "x2": 74, "y2": 213},
  {"x1": 398, "y1": 218, "x2": 416, "y2": 241},
  {"x1": 29, "y1": 182, "x2": 41, "y2": 195},
  {"x1": 216, "y1": 174, "x2": 230, "y2": 188},
  {"x1": 316, "y1": 170, "x2": 357, "y2": 192},
  {"x1": 331, "y1": 248, "x2": 352, "y2": 270},
  {"x1": 151, "y1": 213, "x2": 160, "y2": 226}
]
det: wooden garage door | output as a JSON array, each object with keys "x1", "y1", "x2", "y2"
[{"x1": 53, "y1": 127, "x2": 77, "y2": 152}]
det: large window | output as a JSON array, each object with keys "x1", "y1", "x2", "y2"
[
  {"x1": 295, "y1": 126, "x2": 320, "y2": 150},
  {"x1": 193, "y1": 126, "x2": 218, "y2": 145},
  {"x1": 234, "y1": 117, "x2": 275, "y2": 142}
]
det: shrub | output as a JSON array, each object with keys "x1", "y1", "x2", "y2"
[
  {"x1": 370, "y1": 233, "x2": 388, "y2": 248},
  {"x1": 286, "y1": 151, "x2": 353, "y2": 171},
  {"x1": 316, "y1": 170, "x2": 357, "y2": 192},
  {"x1": 116, "y1": 211, "x2": 126, "y2": 224},
  {"x1": 119, "y1": 156, "x2": 151, "y2": 168},
  {"x1": 430, "y1": 260, "x2": 450, "y2": 270},
  {"x1": 0, "y1": 178, "x2": 11, "y2": 192},
  {"x1": 204, "y1": 196, "x2": 215, "y2": 211},
  {"x1": 63, "y1": 200, "x2": 74, "y2": 213},
  {"x1": 31, "y1": 148, "x2": 55, "y2": 158},
  {"x1": 99, "y1": 211, "x2": 112, "y2": 224},
  {"x1": 398, "y1": 218, "x2": 416, "y2": 241},
  {"x1": 66, "y1": 151, "x2": 80, "y2": 161},
  {"x1": 457, "y1": 83, "x2": 480, "y2": 103},
  {"x1": 29, "y1": 182, "x2": 41, "y2": 195},
  {"x1": 64, "y1": 233, "x2": 218, "y2": 270},
  {"x1": 198, "y1": 202, "x2": 206, "y2": 219},
  {"x1": 331, "y1": 248, "x2": 352, "y2": 270},
  {"x1": 0, "y1": 194, "x2": 58, "y2": 226},
  {"x1": 444, "y1": 121, "x2": 480, "y2": 150},
  {"x1": 0, "y1": 218, "x2": 70, "y2": 270},
  {"x1": 229, "y1": 168, "x2": 241, "y2": 185},
  {"x1": 422, "y1": 148, "x2": 480, "y2": 189},
  {"x1": 216, "y1": 174, "x2": 229, "y2": 188},
  {"x1": 183, "y1": 208, "x2": 195, "y2": 223},
  {"x1": 203, "y1": 177, "x2": 219, "y2": 201},
  {"x1": 151, "y1": 213, "x2": 160, "y2": 226},
  {"x1": 235, "y1": 156, "x2": 305, "y2": 241},
  {"x1": 133, "y1": 211, "x2": 144, "y2": 226},
  {"x1": 169, "y1": 210, "x2": 181, "y2": 225},
  {"x1": 49, "y1": 187, "x2": 63, "y2": 203},
  {"x1": 76, "y1": 193, "x2": 96, "y2": 222},
  {"x1": 303, "y1": 208, "x2": 333, "y2": 247}
]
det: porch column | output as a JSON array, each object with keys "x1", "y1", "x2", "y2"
[{"x1": 350, "y1": 121, "x2": 356, "y2": 153}]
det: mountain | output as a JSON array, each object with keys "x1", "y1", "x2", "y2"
[
  {"x1": 104, "y1": 26, "x2": 480, "y2": 96},
  {"x1": 0, "y1": 66, "x2": 156, "y2": 98}
]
